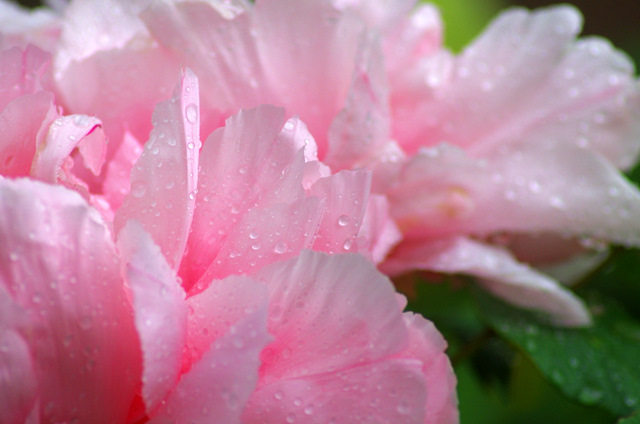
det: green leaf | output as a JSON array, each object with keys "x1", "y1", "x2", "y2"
[
  {"x1": 620, "y1": 413, "x2": 640, "y2": 424},
  {"x1": 476, "y1": 289, "x2": 640, "y2": 416}
]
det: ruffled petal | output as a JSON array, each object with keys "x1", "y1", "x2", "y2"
[
  {"x1": 182, "y1": 105, "x2": 310, "y2": 287},
  {"x1": 388, "y1": 141, "x2": 640, "y2": 247},
  {"x1": 392, "y1": 6, "x2": 640, "y2": 169},
  {"x1": 243, "y1": 359, "x2": 427, "y2": 424},
  {"x1": 0, "y1": 91, "x2": 57, "y2": 177},
  {"x1": 357, "y1": 194, "x2": 402, "y2": 264},
  {"x1": 31, "y1": 114, "x2": 106, "y2": 185},
  {"x1": 326, "y1": 30, "x2": 390, "y2": 171},
  {"x1": 114, "y1": 68, "x2": 200, "y2": 270},
  {"x1": 0, "y1": 178, "x2": 140, "y2": 423},
  {"x1": 382, "y1": 237, "x2": 590, "y2": 326},
  {"x1": 195, "y1": 198, "x2": 323, "y2": 286},
  {"x1": 401, "y1": 313, "x2": 459, "y2": 424},
  {"x1": 309, "y1": 169, "x2": 372, "y2": 255},
  {"x1": 118, "y1": 220, "x2": 188, "y2": 414},
  {"x1": 150, "y1": 276, "x2": 270, "y2": 424},
  {"x1": 252, "y1": 250, "x2": 408, "y2": 383},
  {"x1": 143, "y1": 0, "x2": 366, "y2": 159}
]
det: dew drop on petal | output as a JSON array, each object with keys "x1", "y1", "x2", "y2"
[
  {"x1": 337, "y1": 215, "x2": 350, "y2": 226},
  {"x1": 131, "y1": 181, "x2": 147, "y2": 198},
  {"x1": 185, "y1": 103, "x2": 198, "y2": 124},
  {"x1": 274, "y1": 242, "x2": 287, "y2": 254}
]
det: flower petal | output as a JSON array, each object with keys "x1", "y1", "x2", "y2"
[
  {"x1": 326, "y1": 30, "x2": 390, "y2": 171},
  {"x1": 182, "y1": 105, "x2": 311, "y2": 288},
  {"x1": 151, "y1": 276, "x2": 270, "y2": 424},
  {"x1": 393, "y1": 6, "x2": 640, "y2": 169},
  {"x1": 388, "y1": 141, "x2": 640, "y2": 247},
  {"x1": 196, "y1": 198, "x2": 323, "y2": 286},
  {"x1": 31, "y1": 114, "x2": 106, "y2": 184},
  {"x1": 0, "y1": 178, "x2": 140, "y2": 422},
  {"x1": 114, "y1": 68, "x2": 200, "y2": 270},
  {"x1": 118, "y1": 220, "x2": 188, "y2": 414},
  {"x1": 357, "y1": 194, "x2": 402, "y2": 263},
  {"x1": 0, "y1": 286, "x2": 38, "y2": 424},
  {"x1": 383, "y1": 237, "x2": 590, "y2": 326},
  {"x1": 0, "y1": 91, "x2": 57, "y2": 178},
  {"x1": 252, "y1": 250, "x2": 408, "y2": 383},
  {"x1": 244, "y1": 359, "x2": 427, "y2": 424},
  {"x1": 401, "y1": 313, "x2": 459, "y2": 424},
  {"x1": 309, "y1": 169, "x2": 372, "y2": 255}
]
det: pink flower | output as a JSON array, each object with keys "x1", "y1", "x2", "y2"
[
  {"x1": 377, "y1": 5, "x2": 640, "y2": 326},
  {"x1": 15, "y1": 0, "x2": 637, "y2": 324},
  {"x1": 0, "y1": 49, "x2": 456, "y2": 424}
]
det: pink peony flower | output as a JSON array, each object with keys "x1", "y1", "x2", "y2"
[
  {"x1": 377, "y1": 5, "x2": 640, "y2": 326},
  {"x1": 8, "y1": 0, "x2": 636, "y2": 324},
  {"x1": 0, "y1": 44, "x2": 456, "y2": 423}
]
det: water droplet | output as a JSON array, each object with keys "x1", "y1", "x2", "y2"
[
  {"x1": 73, "y1": 115, "x2": 91, "y2": 127},
  {"x1": 251, "y1": 243, "x2": 261, "y2": 251},
  {"x1": 165, "y1": 180, "x2": 175, "y2": 190},
  {"x1": 274, "y1": 391, "x2": 284, "y2": 401},
  {"x1": 343, "y1": 239, "x2": 353, "y2": 251},
  {"x1": 286, "y1": 413, "x2": 296, "y2": 423},
  {"x1": 167, "y1": 138, "x2": 177, "y2": 147},
  {"x1": 185, "y1": 104, "x2": 198, "y2": 123},
  {"x1": 578, "y1": 387, "x2": 603, "y2": 403},
  {"x1": 284, "y1": 121, "x2": 295, "y2": 131},
  {"x1": 569, "y1": 357, "x2": 579, "y2": 368},
  {"x1": 187, "y1": 142, "x2": 195, "y2": 150},
  {"x1": 550, "y1": 196, "x2": 566, "y2": 210},
  {"x1": 625, "y1": 396, "x2": 638, "y2": 407},
  {"x1": 274, "y1": 242, "x2": 287, "y2": 254},
  {"x1": 337, "y1": 215, "x2": 350, "y2": 226},
  {"x1": 293, "y1": 398, "x2": 302, "y2": 407},
  {"x1": 131, "y1": 181, "x2": 147, "y2": 198},
  {"x1": 8, "y1": 252, "x2": 18, "y2": 262},
  {"x1": 528, "y1": 181, "x2": 541, "y2": 193},
  {"x1": 249, "y1": 231, "x2": 258, "y2": 240}
]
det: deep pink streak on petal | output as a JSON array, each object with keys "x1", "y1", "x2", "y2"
[
  {"x1": 243, "y1": 359, "x2": 427, "y2": 424},
  {"x1": 102, "y1": 130, "x2": 143, "y2": 210},
  {"x1": 114, "y1": 68, "x2": 200, "y2": 270},
  {"x1": 118, "y1": 220, "x2": 188, "y2": 415},
  {"x1": 182, "y1": 105, "x2": 310, "y2": 289},
  {"x1": 0, "y1": 178, "x2": 141, "y2": 423},
  {"x1": 150, "y1": 277, "x2": 271, "y2": 424},
  {"x1": 251, "y1": 250, "x2": 408, "y2": 384}
]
